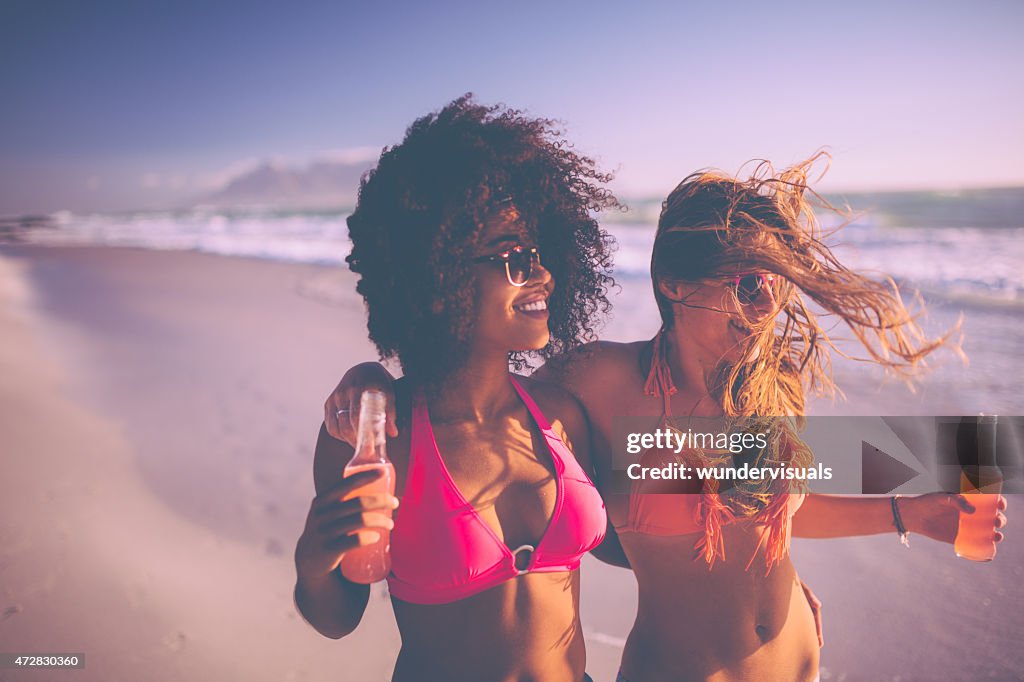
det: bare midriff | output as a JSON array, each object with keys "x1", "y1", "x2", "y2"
[
  {"x1": 391, "y1": 570, "x2": 585, "y2": 682},
  {"x1": 617, "y1": 524, "x2": 819, "y2": 682}
]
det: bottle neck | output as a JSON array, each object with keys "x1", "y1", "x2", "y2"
[
  {"x1": 352, "y1": 415, "x2": 387, "y2": 465},
  {"x1": 349, "y1": 390, "x2": 389, "y2": 465}
]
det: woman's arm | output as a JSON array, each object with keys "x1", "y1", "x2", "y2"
[
  {"x1": 792, "y1": 492, "x2": 1007, "y2": 545},
  {"x1": 324, "y1": 350, "x2": 577, "y2": 444},
  {"x1": 589, "y1": 518, "x2": 632, "y2": 569},
  {"x1": 535, "y1": 344, "x2": 635, "y2": 568},
  {"x1": 294, "y1": 565, "x2": 369, "y2": 639},
  {"x1": 542, "y1": 381, "x2": 631, "y2": 569},
  {"x1": 293, "y1": 424, "x2": 398, "y2": 638},
  {"x1": 791, "y1": 495, "x2": 898, "y2": 539}
]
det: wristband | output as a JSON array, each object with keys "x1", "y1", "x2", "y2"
[{"x1": 891, "y1": 495, "x2": 910, "y2": 548}]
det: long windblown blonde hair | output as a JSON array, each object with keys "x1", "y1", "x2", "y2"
[{"x1": 651, "y1": 151, "x2": 962, "y2": 419}]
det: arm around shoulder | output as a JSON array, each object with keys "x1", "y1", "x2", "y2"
[{"x1": 531, "y1": 341, "x2": 613, "y2": 395}]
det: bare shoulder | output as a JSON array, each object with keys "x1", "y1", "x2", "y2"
[
  {"x1": 542, "y1": 340, "x2": 644, "y2": 384},
  {"x1": 585, "y1": 339, "x2": 648, "y2": 367},
  {"x1": 515, "y1": 373, "x2": 585, "y2": 421},
  {"x1": 543, "y1": 340, "x2": 647, "y2": 401}
]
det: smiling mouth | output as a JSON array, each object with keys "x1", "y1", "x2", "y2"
[{"x1": 513, "y1": 298, "x2": 548, "y2": 316}]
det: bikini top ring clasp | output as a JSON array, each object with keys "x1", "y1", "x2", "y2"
[{"x1": 512, "y1": 543, "x2": 536, "y2": 575}]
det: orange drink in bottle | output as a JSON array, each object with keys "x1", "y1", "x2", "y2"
[
  {"x1": 954, "y1": 414, "x2": 1001, "y2": 562},
  {"x1": 340, "y1": 390, "x2": 396, "y2": 583}
]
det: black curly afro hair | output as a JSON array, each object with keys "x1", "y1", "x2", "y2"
[{"x1": 345, "y1": 94, "x2": 618, "y2": 386}]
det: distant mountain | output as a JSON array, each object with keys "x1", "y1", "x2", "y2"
[{"x1": 198, "y1": 159, "x2": 373, "y2": 209}]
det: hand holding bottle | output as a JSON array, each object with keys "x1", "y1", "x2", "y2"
[
  {"x1": 900, "y1": 492, "x2": 1007, "y2": 546},
  {"x1": 324, "y1": 362, "x2": 398, "y2": 445},
  {"x1": 339, "y1": 390, "x2": 397, "y2": 583},
  {"x1": 295, "y1": 468, "x2": 399, "y2": 581}
]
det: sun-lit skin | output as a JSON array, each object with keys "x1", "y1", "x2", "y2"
[{"x1": 467, "y1": 207, "x2": 554, "y2": 359}]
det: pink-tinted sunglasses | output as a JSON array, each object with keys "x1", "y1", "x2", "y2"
[{"x1": 726, "y1": 273, "x2": 778, "y2": 304}]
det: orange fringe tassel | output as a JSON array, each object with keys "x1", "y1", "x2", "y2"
[
  {"x1": 643, "y1": 330, "x2": 678, "y2": 403},
  {"x1": 645, "y1": 330, "x2": 799, "y2": 574}
]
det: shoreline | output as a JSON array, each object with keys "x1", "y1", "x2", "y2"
[
  {"x1": 0, "y1": 246, "x2": 400, "y2": 681},
  {"x1": 1, "y1": 244, "x2": 1020, "y2": 681}
]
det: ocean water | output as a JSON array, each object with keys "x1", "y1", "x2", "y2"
[
  {"x1": 7, "y1": 191, "x2": 1024, "y2": 308},
  {"x1": 5, "y1": 189, "x2": 1023, "y2": 413},
  {"x1": 3, "y1": 207, "x2": 353, "y2": 265},
  {"x1": 605, "y1": 190, "x2": 1024, "y2": 309}
]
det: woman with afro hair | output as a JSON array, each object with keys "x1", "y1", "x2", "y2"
[{"x1": 293, "y1": 95, "x2": 625, "y2": 681}]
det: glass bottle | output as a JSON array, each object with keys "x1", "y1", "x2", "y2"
[
  {"x1": 954, "y1": 414, "x2": 1002, "y2": 562},
  {"x1": 340, "y1": 390, "x2": 396, "y2": 583}
]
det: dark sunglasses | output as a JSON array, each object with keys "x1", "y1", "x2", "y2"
[
  {"x1": 726, "y1": 273, "x2": 778, "y2": 305},
  {"x1": 472, "y1": 245, "x2": 541, "y2": 287}
]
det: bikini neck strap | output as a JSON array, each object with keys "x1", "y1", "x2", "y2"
[
  {"x1": 508, "y1": 375, "x2": 552, "y2": 431},
  {"x1": 643, "y1": 328, "x2": 678, "y2": 418},
  {"x1": 414, "y1": 376, "x2": 549, "y2": 430}
]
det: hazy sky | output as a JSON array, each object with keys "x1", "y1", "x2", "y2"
[{"x1": 2, "y1": 0, "x2": 1022, "y2": 214}]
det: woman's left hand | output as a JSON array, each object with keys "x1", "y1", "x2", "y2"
[
  {"x1": 902, "y1": 492, "x2": 1008, "y2": 545},
  {"x1": 799, "y1": 578, "x2": 823, "y2": 648}
]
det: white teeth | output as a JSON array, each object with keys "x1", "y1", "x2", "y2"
[{"x1": 515, "y1": 299, "x2": 548, "y2": 312}]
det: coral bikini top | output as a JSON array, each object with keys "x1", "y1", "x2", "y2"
[
  {"x1": 386, "y1": 376, "x2": 607, "y2": 605},
  {"x1": 613, "y1": 332, "x2": 807, "y2": 573}
]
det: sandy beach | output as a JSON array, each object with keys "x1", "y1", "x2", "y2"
[{"x1": 1, "y1": 245, "x2": 1021, "y2": 682}]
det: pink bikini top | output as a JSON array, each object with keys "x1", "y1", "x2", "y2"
[{"x1": 386, "y1": 376, "x2": 607, "y2": 605}]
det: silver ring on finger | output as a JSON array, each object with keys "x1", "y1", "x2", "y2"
[{"x1": 336, "y1": 408, "x2": 350, "y2": 418}]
